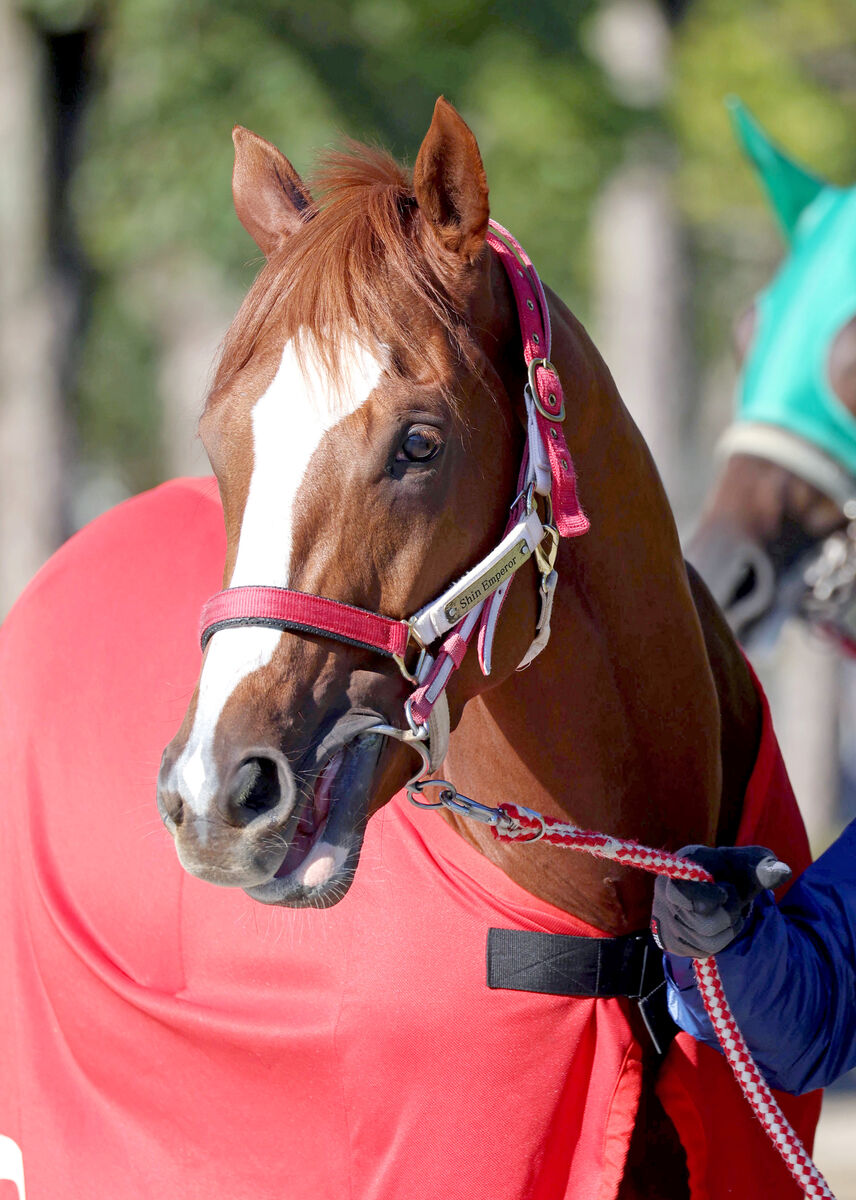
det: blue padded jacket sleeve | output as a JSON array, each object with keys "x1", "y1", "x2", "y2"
[{"x1": 663, "y1": 819, "x2": 856, "y2": 1094}]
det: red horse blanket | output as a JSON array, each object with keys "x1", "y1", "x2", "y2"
[{"x1": 0, "y1": 478, "x2": 819, "y2": 1200}]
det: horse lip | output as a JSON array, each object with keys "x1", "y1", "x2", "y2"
[
  {"x1": 302, "y1": 709, "x2": 388, "y2": 776},
  {"x1": 242, "y1": 713, "x2": 387, "y2": 908}
]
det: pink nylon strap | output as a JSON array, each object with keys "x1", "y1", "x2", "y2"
[
  {"x1": 441, "y1": 632, "x2": 469, "y2": 669},
  {"x1": 408, "y1": 615, "x2": 481, "y2": 727},
  {"x1": 486, "y1": 222, "x2": 589, "y2": 539},
  {"x1": 199, "y1": 587, "x2": 410, "y2": 658}
]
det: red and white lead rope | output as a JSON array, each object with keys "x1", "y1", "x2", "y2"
[{"x1": 493, "y1": 803, "x2": 835, "y2": 1200}]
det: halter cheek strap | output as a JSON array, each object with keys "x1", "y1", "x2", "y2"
[
  {"x1": 198, "y1": 220, "x2": 589, "y2": 767},
  {"x1": 485, "y1": 221, "x2": 589, "y2": 538}
]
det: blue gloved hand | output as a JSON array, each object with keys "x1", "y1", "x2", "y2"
[{"x1": 650, "y1": 844, "x2": 792, "y2": 958}]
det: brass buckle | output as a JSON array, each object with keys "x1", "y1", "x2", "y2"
[
  {"x1": 528, "y1": 493, "x2": 559, "y2": 576},
  {"x1": 393, "y1": 625, "x2": 428, "y2": 684},
  {"x1": 527, "y1": 358, "x2": 566, "y2": 421}
]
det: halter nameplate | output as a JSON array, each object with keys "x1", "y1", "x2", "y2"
[
  {"x1": 409, "y1": 510, "x2": 545, "y2": 646},
  {"x1": 444, "y1": 540, "x2": 528, "y2": 622}
]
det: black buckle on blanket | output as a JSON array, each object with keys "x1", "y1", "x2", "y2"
[{"x1": 486, "y1": 928, "x2": 677, "y2": 1056}]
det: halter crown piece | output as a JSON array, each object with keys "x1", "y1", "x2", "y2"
[{"x1": 199, "y1": 220, "x2": 589, "y2": 770}]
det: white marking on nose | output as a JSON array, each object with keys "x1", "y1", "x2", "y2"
[{"x1": 173, "y1": 337, "x2": 384, "y2": 815}]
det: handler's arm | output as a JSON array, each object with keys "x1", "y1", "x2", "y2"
[{"x1": 662, "y1": 820, "x2": 856, "y2": 1094}]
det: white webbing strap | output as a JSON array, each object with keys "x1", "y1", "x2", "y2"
[
  {"x1": 409, "y1": 509, "x2": 545, "y2": 646},
  {"x1": 525, "y1": 385, "x2": 552, "y2": 496},
  {"x1": 424, "y1": 691, "x2": 450, "y2": 769},
  {"x1": 478, "y1": 380, "x2": 555, "y2": 676},
  {"x1": 478, "y1": 579, "x2": 509, "y2": 676}
]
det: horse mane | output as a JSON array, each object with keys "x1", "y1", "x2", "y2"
[{"x1": 213, "y1": 141, "x2": 469, "y2": 397}]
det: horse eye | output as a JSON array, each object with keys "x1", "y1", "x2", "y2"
[{"x1": 397, "y1": 428, "x2": 441, "y2": 463}]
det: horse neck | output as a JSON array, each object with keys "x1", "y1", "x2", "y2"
[{"x1": 442, "y1": 287, "x2": 758, "y2": 932}]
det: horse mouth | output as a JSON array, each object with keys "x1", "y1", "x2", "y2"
[{"x1": 243, "y1": 729, "x2": 383, "y2": 908}]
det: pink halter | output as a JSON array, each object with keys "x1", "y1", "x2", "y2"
[{"x1": 199, "y1": 221, "x2": 589, "y2": 745}]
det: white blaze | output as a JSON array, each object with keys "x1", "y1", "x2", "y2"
[{"x1": 173, "y1": 337, "x2": 384, "y2": 814}]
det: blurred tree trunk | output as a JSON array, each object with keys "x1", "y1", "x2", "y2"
[
  {"x1": 589, "y1": 0, "x2": 691, "y2": 523},
  {"x1": 0, "y1": 2, "x2": 67, "y2": 616},
  {"x1": 592, "y1": 162, "x2": 690, "y2": 519},
  {"x1": 146, "y1": 260, "x2": 238, "y2": 480}
]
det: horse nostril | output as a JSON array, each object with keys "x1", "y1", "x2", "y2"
[
  {"x1": 157, "y1": 753, "x2": 184, "y2": 828},
  {"x1": 158, "y1": 788, "x2": 184, "y2": 828},
  {"x1": 225, "y1": 756, "x2": 283, "y2": 825}
]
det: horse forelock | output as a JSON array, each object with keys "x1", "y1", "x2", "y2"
[{"x1": 213, "y1": 140, "x2": 474, "y2": 402}]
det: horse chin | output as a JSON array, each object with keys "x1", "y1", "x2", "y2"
[{"x1": 243, "y1": 728, "x2": 384, "y2": 909}]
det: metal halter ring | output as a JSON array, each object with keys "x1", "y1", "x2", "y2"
[
  {"x1": 527, "y1": 358, "x2": 566, "y2": 422},
  {"x1": 393, "y1": 652, "x2": 419, "y2": 685},
  {"x1": 406, "y1": 777, "x2": 458, "y2": 811},
  {"x1": 406, "y1": 779, "x2": 513, "y2": 830},
  {"x1": 393, "y1": 626, "x2": 429, "y2": 685},
  {"x1": 368, "y1": 720, "x2": 432, "y2": 793}
]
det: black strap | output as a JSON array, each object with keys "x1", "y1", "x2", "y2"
[{"x1": 486, "y1": 928, "x2": 677, "y2": 1056}]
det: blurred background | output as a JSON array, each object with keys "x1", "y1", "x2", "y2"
[{"x1": 1, "y1": 0, "x2": 855, "y2": 1187}]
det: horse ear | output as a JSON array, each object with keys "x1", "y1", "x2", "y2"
[
  {"x1": 413, "y1": 97, "x2": 489, "y2": 262},
  {"x1": 727, "y1": 97, "x2": 826, "y2": 242},
  {"x1": 231, "y1": 126, "x2": 314, "y2": 257}
]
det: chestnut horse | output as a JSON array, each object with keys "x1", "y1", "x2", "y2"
[
  {"x1": 156, "y1": 99, "x2": 808, "y2": 1197},
  {"x1": 689, "y1": 100, "x2": 856, "y2": 651}
]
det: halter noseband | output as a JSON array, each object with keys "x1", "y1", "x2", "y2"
[{"x1": 199, "y1": 220, "x2": 589, "y2": 772}]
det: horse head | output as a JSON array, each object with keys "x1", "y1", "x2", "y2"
[
  {"x1": 688, "y1": 99, "x2": 856, "y2": 648},
  {"x1": 157, "y1": 100, "x2": 550, "y2": 907}
]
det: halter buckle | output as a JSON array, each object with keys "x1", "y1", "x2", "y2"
[
  {"x1": 393, "y1": 625, "x2": 429, "y2": 684},
  {"x1": 527, "y1": 358, "x2": 566, "y2": 421}
]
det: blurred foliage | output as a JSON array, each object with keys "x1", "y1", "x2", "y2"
[
  {"x1": 672, "y1": 0, "x2": 856, "y2": 223},
  {"x1": 670, "y1": 0, "x2": 856, "y2": 361},
  {"x1": 72, "y1": 0, "x2": 632, "y2": 290},
  {"x1": 23, "y1": 0, "x2": 638, "y2": 492},
  {"x1": 74, "y1": 285, "x2": 161, "y2": 487},
  {"x1": 16, "y1": 0, "x2": 856, "y2": 494}
]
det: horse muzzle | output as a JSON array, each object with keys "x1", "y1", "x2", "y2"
[
  {"x1": 243, "y1": 722, "x2": 386, "y2": 907},
  {"x1": 157, "y1": 710, "x2": 388, "y2": 906}
]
